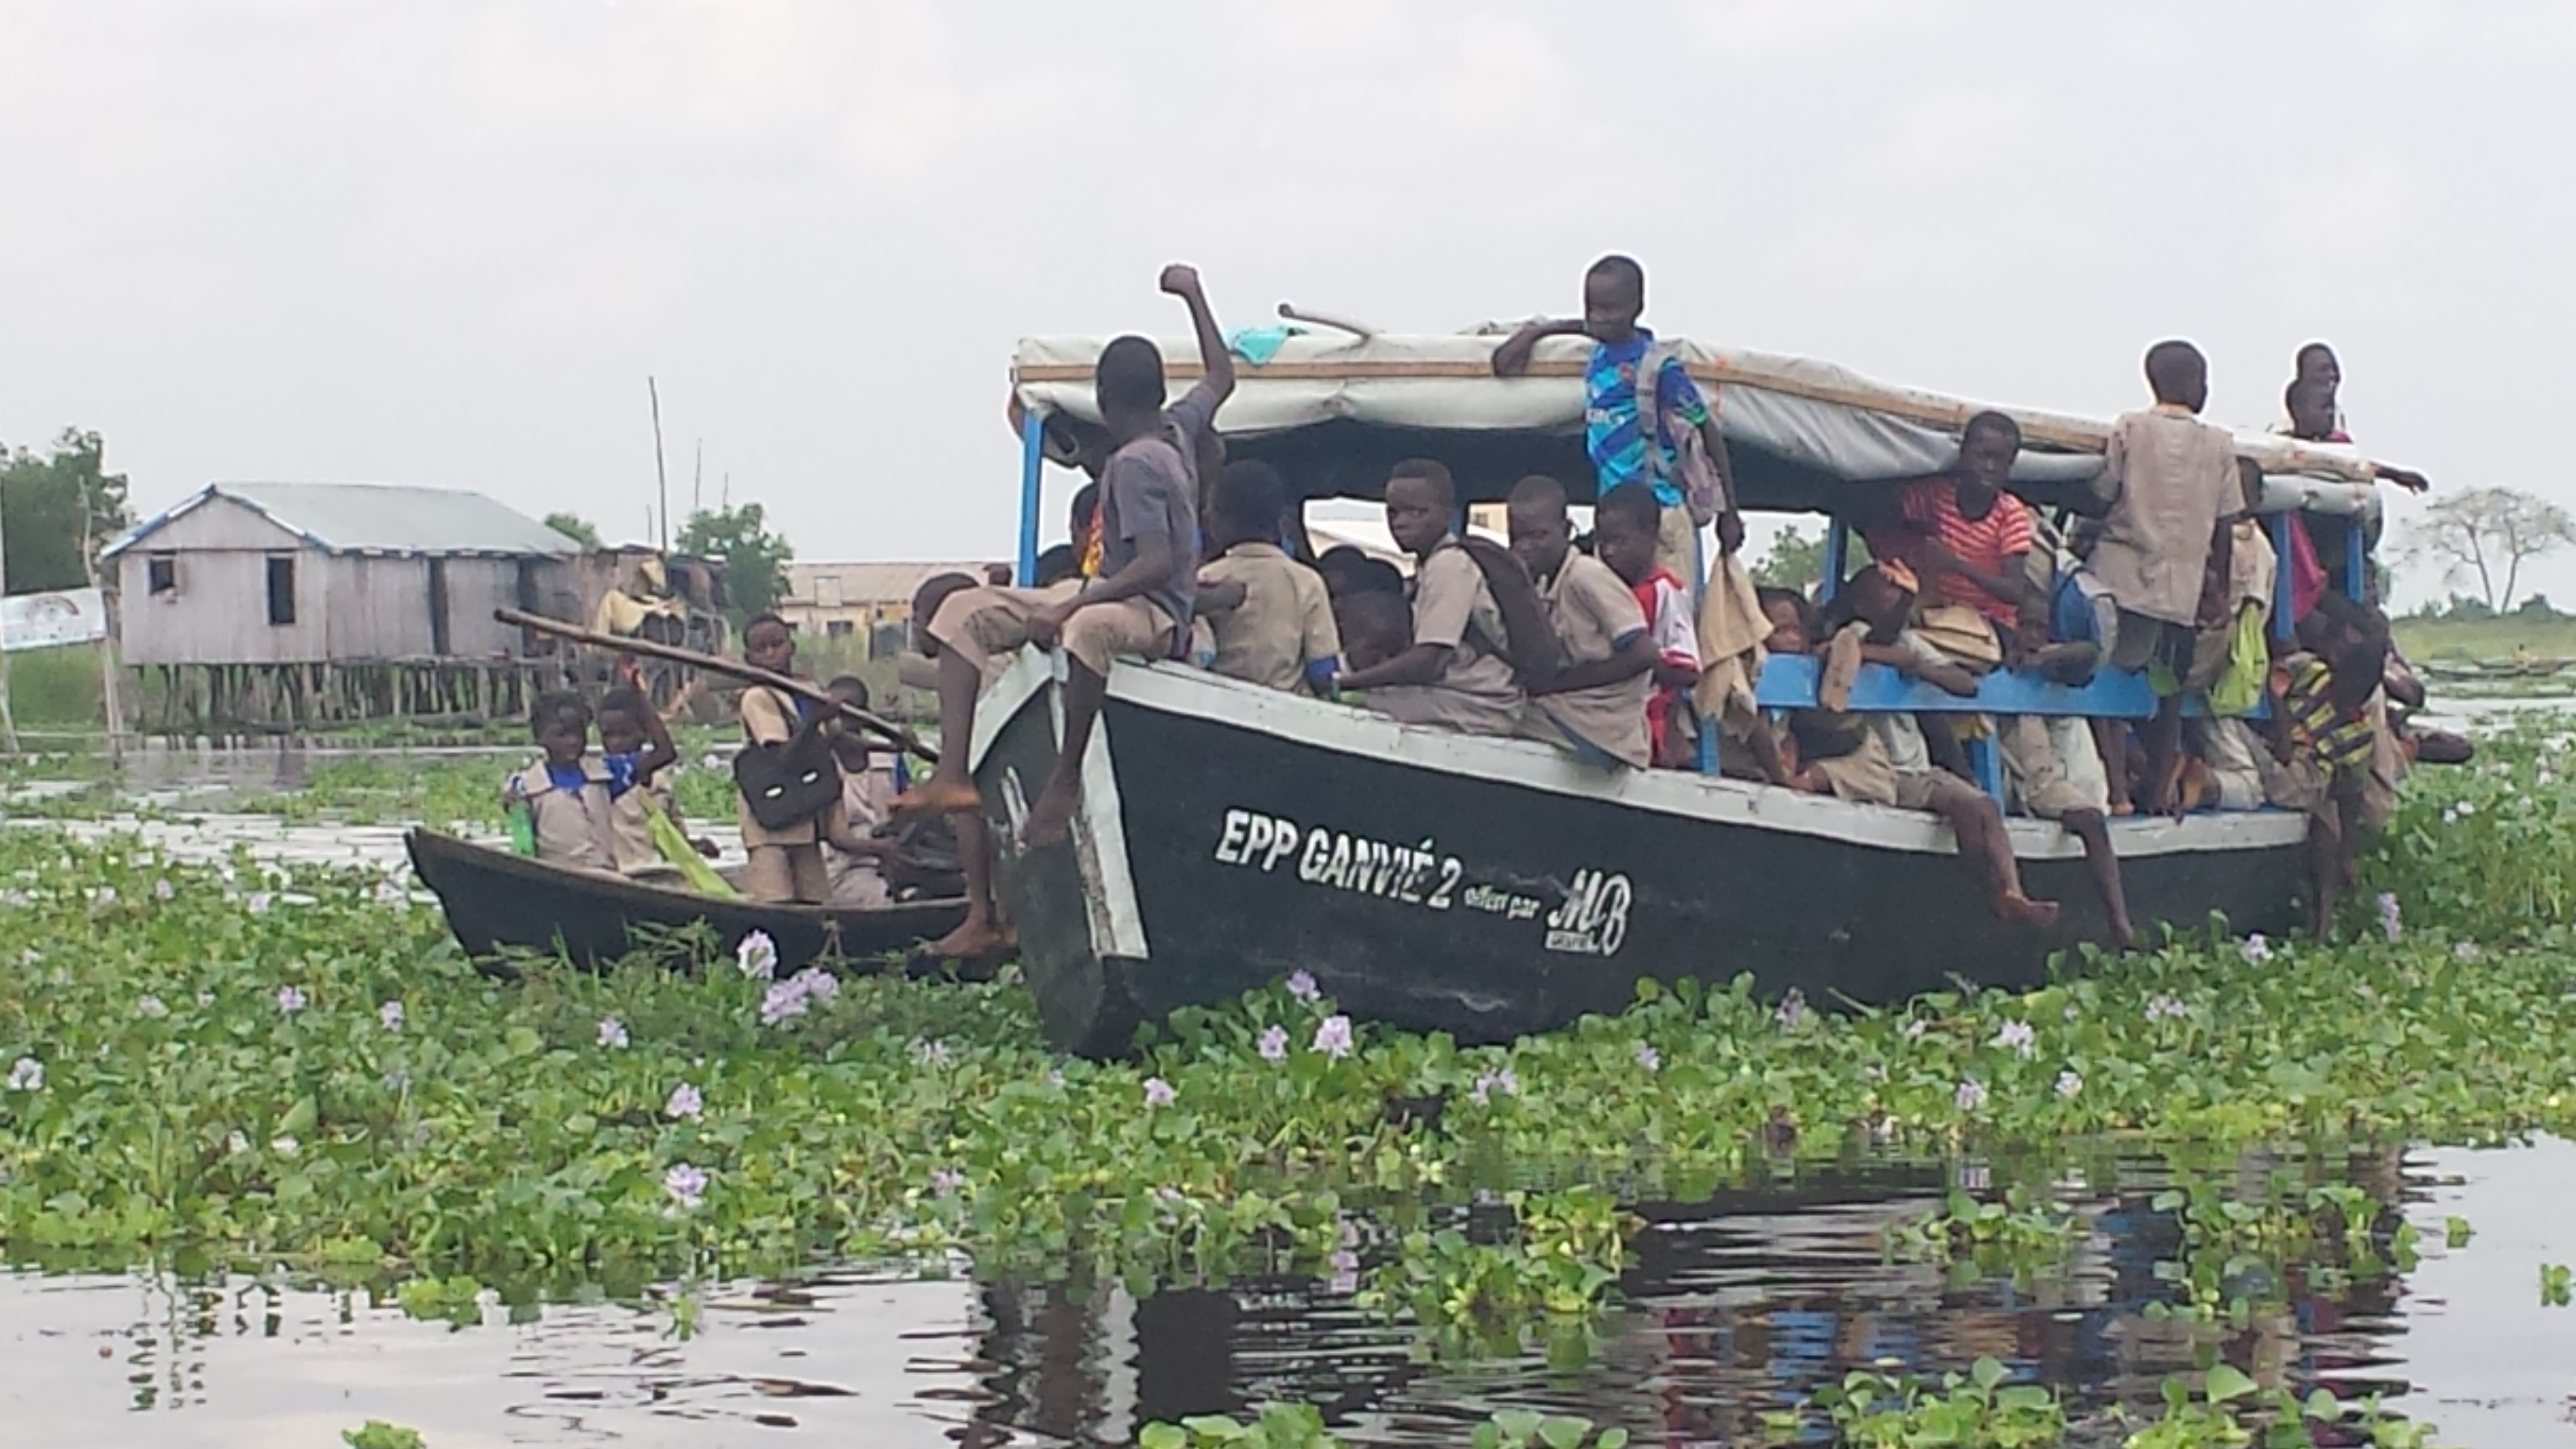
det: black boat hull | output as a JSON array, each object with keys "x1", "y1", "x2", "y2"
[
  {"x1": 970, "y1": 658, "x2": 2306, "y2": 1056},
  {"x1": 404, "y1": 828, "x2": 969, "y2": 972}
]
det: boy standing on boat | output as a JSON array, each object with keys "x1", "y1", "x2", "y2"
[
  {"x1": 1335, "y1": 461, "x2": 1526, "y2": 736},
  {"x1": 1193, "y1": 460, "x2": 1342, "y2": 695},
  {"x1": 1506, "y1": 474, "x2": 1657, "y2": 768},
  {"x1": 2077, "y1": 341, "x2": 2241, "y2": 816},
  {"x1": 736, "y1": 613, "x2": 833, "y2": 904},
  {"x1": 895, "y1": 266, "x2": 1233, "y2": 955}
]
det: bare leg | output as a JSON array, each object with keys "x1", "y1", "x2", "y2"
[
  {"x1": 2061, "y1": 807, "x2": 2134, "y2": 949},
  {"x1": 2093, "y1": 718, "x2": 2131, "y2": 816},
  {"x1": 929, "y1": 811, "x2": 1010, "y2": 959},
  {"x1": 2137, "y1": 698, "x2": 2184, "y2": 816},
  {"x1": 1020, "y1": 658, "x2": 1106, "y2": 847},
  {"x1": 894, "y1": 648, "x2": 986, "y2": 815},
  {"x1": 1934, "y1": 784, "x2": 2058, "y2": 928},
  {"x1": 1740, "y1": 721, "x2": 1793, "y2": 786}
]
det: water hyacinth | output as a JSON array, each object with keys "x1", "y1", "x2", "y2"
[
  {"x1": 2145, "y1": 994, "x2": 2188, "y2": 1022},
  {"x1": 152, "y1": 878, "x2": 174, "y2": 902},
  {"x1": 915, "y1": 1039, "x2": 952, "y2": 1065},
  {"x1": 1285, "y1": 968, "x2": 1319, "y2": 1002},
  {"x1": 1900, "y1": 1018, "x2": 1930, "y2": 1041},
  {"x1": 1773, "y1": 987, "x2": 1808, "y2": 1032},
  {"x1": 1256, "y1": 1025, "x2": 1289, "y2": 1062},
  {"x1": 274, "y1": 985, "x2": 306, "y2": 1014},
  {"x1": 929, "y1": 1168, "x2": 965, "y2": 1196},
  {"x1": 2378, "y1": 891, "x2": 2404, "y2": 942},
  {"x1": 6, "y1": 1056, "x2": 42, "y2": 1092},
  {"x1": 1470, "y1": 1065, "x2": 1519, "y2": 1104},
  {"x1": 245, "y1": 892, "x2": 273, "y2": 915},
  {"x1": 1991, "y1": 1020, "x2": 2036, "y2": 1058},
  {"x1": 665, "y1": 1083, "x2": 704, "y2": 1121},
  {"x1": 1142, "y1": 1076, "x2": 1177, "y2": 1108},
  {"x1": 378, "y1": 1000, "x2": 404, "y2": 1032},
  {"x1": 597, "y1": 1017, "x2": 630, "y2": 1049},
  {"x1": 135, "y1": 995, "x2": 167, "y2": 1018},
  {"x1": 663, "y1": 1163, "x2": 708, "y2": 1211},
  {"x1": 1633, "y1": 1041, "x2": 1661, "y2": 1072},
  {"x1": 2240, "y1": 934, "x2": 2271, "y2": 964},
  {"x1": 1311, "y1": 1014, "x2": 1354, "y2": 1059},
  {"x1": 736, "y1": 930, "x2": 779, "y2": 980},
  {"x1": 1954, "y1": 1079, "x2": 1988, "y2": 1113},
  {"x1": 2055, "y1": 1070, "x2": 2084, "y2": 1100}
]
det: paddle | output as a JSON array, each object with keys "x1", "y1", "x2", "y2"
[{"x1": 494, "y1": 607, "x2": 938, "y2": 764}]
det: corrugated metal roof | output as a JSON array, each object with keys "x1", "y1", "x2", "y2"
[
  {"x1": 782, "y1": 560, "x2": 990, "y2": 607},
  {"x1": 104, "y1": 482, "x2": 583, "y2": 559}
]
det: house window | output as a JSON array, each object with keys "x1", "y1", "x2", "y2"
[
  {"x1": 265, "y1": 555, "x2": 298, "y2": 626},
  {"x1": 814, "y1": 575, "x2": 843, "y2": 608},
  {"x1": 825, "y1": 619, "x2": 854, "y2": 638},
  {"x1": 147, "y1": 554, "x2": 179, "y2": 596}
]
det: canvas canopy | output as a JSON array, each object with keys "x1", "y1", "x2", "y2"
[{"x1": 1010, "y1": 331, "x2": 2381, "y2": 523}]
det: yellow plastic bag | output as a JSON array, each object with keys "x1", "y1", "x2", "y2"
[
  {"x1": 643, "y1": 792, "x2": 739, "y2": 898},
  {"x1": 2208, "y1": 603, "x2": 2267, "y2": 717}
]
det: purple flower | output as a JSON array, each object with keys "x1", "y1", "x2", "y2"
[
  {"x1": 1954, "y1": 1078, "x2": 1988, "y2": 1113},
  {"x1": 2240, "y1": 934, "x2": 2271, "y2": 964},
  {"x1": 1774, "y1": 988, "x2": 1808, "y2": 1032},
  {"x1": 759, "y1": 978, "x2": 811, "y2": 1027},
  {"x1": 246, "y1": 892, "x2": 273, "y2": 915},
  {"x1": 793, "y1": 967, "x2": 839, "y2": 1003},
  {"x1": 1256, "y1": 1025, "x2": 1289, "y2": 1062},
  {"x1": 1901, "y1": 1018, "x2": 1930, "y2": 1041},
  {"x1": 736, "y1": 930, "x2": 779, "y2": 980},
  {"x1": 274, "y1": 985, "x2": 306, "y2": 1014},
  {"x1": 665, "y1": 1082, "x2": 704, "y2": 1120},
  {"x1": 1991, "y1": 1020, "x2": 2036, "y2": 1058},
  {"x1": 2145, "y1": 994, "x2": 2187, "y2": 1023},
  {"x1": 930, "y1": 1168, "x2": 965, "y2": 1195},
  {"x1": 2377, "y1": 892, "x2": 2403, "y2": 942},
  {"x1": 6, "y1": 1056, "x2": 42, "y2": 1092},
  {"x1": 136, "y1": 995, "x2": 168, "y2": 1019},
  {"x1": 663, "y1": 1163, "x2": 708, "y2": 1211},
  {"x1": 2055, "y1": 1070, "x2": 2084, "y2": 1100},
  {"x1": 1633, "y1": 1042, "x2": 1661, "y2": 1072},
  {"x1": 2455, "y1": 941, "x2": 2481, "y2": 960},
  {"x1": 1143, "y1": 1076, "x2": 1177, "y2": 1108},
  {"x1": 1470, "y1": 1065, "x2": 1518, "y2": 1104},
  {"x1": 1311, "y1": 1015, "x2": 1354, "y2": 1059},
  {"x1": 1327, "y1": 1247, "x2": 1361, "y2": 1295},
  {"x1": 378, "y1": 1000, "x2": 404, "y2": 1032},
  {"x1": 597, "y1": 1017, "x2": 630, "y2": 1048},
  {"x1": 1285, "y1": 969, "x2": 1320, "y2": 1002},
  {"x1": 152, "y1": 878, "x2": 175, "y2": 902},
  {"x1": 915, "y1": 1039, "x2": 952, "y2": 1065}
]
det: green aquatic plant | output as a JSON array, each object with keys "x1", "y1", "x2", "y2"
[
  {"x1": 342, "y1": 1422, "x2": 426, "y2": 1449},
  {"x1": 2543, "y1": 1262, "x2": 2572, "y2": 1307},
  {"x1": 1758, "y1": 1357, "x2": 2066, "y2": 1448}
]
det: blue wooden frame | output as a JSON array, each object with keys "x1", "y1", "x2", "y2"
[{"x1": 1015, "y1": 407, "x2": 1046, "y2": 586}]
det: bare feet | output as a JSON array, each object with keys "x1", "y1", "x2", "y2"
[
  {"x1": 1018, "y1": 778, "x2": 1079, "y2": 848},
  {"x1": 930, "y1": 914, "x2": 1010, "y2": 960},
  {"x1": 1995, "y1": 892, "x2": 2061, "y2": 929},
  {"x1": 2107, "y1": 917, "x2": 2138, "y2": 952},
  {"x1": 892, "y1": 776, "x2": 982, "y2": 816}
]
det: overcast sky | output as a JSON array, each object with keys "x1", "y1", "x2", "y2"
[{"x1": 5, "y1": 1, "x2": 2569, "y2": 603}]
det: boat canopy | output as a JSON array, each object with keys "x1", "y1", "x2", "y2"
[{"x1": 1010, "y1": 331, "x2": 2381, "y2": 523}]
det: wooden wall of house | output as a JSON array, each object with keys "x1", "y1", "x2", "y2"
[
  {"x1": 117, "y1": 542, "x2": 575, "y2": 666},
  {"x1": 119, "y1": 547, "x2": 329, "y2": 665}
]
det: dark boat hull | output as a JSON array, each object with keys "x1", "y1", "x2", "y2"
[
  {"x1": 404, "y1": 828, "x2": 969, "y2": 971},
  {"x1": 968, "y1": 658, "x2": 2307, "y2": 1056}
]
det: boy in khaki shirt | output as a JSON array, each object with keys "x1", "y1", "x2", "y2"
[
  {"x1": 736, "y1": 613, "x2": 831, "y2": 904},
  {"x1": 1193, "y1": 461, "x2": 1341, "y2": 695},
  {"x1": 1505, "y1": 475, "x2": 1656, "y2": 768},
  {"x1": 504, "y1": 691, "x2": 616, "y2": 872},
  {"x1": 1335, "y1": 460, "x2": 1524, "y2": 736}
]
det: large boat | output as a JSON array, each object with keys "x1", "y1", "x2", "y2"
[
  {"x1": 405, "y1": 827, "x2": 968, "y2": 972},
  {"x1": 985, "y1": 329, "x2": 2388, "y2": 1056}
]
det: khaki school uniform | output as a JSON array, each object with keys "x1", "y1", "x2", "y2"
[
  {"x1": 929, "y1": 578, "x2": 1174, "y2": 684},
  {"x1": 603, "y1": 772, "x2": 683, "y2": 882},
  {"x1": 825, "y1": 763, "x2": 899, "y2": 909},
  {"x1": 1525, "y1": 552, "x2": 1651, "y2": 768},
  {"x1": 1362, "y1": 545, "x2": 1523, "y2": 737},
  {"x1": 1196, "y1": 542, "x2": 1340, "y2": 693},
  {"x1": 505, "y1": 758, "x2": 616, "y2": 872},
  {"x1": 736, "y1": 684, "x2": 830, "y2": 904}
]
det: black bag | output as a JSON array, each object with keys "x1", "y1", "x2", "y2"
[{"x1": 732, "y1": 691, "x2": 841, "y2": 831}]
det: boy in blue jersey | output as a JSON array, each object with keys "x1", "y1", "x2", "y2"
[{"x1": 1491, "y1": 254, "x2": 1746, "y2": 565}]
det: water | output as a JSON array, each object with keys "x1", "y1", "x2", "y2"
[{"x1": 4, "y1": 1139, "x2": 2569, "y2": 1447}]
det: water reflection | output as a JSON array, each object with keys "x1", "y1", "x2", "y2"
[{"x1": 4, "y1": 1139, "x2": 2567, "y2": 1447}]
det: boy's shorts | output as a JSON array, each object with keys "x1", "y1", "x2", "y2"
[
  {"x1": 1998, "y1": 715, "x2": 2109, "y2": 821},
  {"x1": 927, "y1": 582, "x2": 1174, "y2": 683}
]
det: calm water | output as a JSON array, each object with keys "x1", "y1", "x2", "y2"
[{"x1": 3, "y1": 1139, "x2": 2569, "y2": 1448}]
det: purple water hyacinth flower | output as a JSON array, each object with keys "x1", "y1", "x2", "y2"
[
  {"x1": 759, "y1": 978, "x2": 811, "y2": 1026},
  {"x1": 137, "y1": 995, "x2": 167, "y2": 1019},
  {"x1": 793, "y1": 967, "x2": 839, "y2": 1003},
  {"x1": 1470, "y1": 1065, "x2": 1518, "y2": 1104},
  {"x1": 2241, "y1": 934, "x2": 2271, "y2": 964},
  {"x1": 2456, "y1": 941, "x2": 2481, "y2": 960},
  {"x1": 915, "y1": 1039, "x2": 952, "y2": 1065},
  {"x1": 153, "y1": 878, "x2": 175, "y2": 902},
  {"x1": 6, "y1": 1056, "x2": 42, "y2": 1092},
  {"x1": 736, "y1": 930, "x2": 779, "y2": 980},
  {"x1": 1633, "y1": 1042, "x2": 1661, "y2": 1071},
  {"x1": 930, "y1": 1168, "x2": 965, "y2": 1195},
  {"x1": 1901, "y1": 1018, "x2": 1930, "y2": 1041},
  {"x1": 1256, "y1": 1025, "x2": 1289, "y2": 1062},
  {"x1": 2055, "y1": 1070, "x2": 2084, "y2": 1100},
  {"x1": 1143, "y1": 1076, "x2": 1178, "y2": 1108},
  {"x1": 1312, "y1": 1015, "x2": 1354, "y2": 1059},
  {"x1": 1992, "y1": 1020, "x2": 2036, "y2": 1058},
  {"x1": 2145, "y1": 995, "x2": 2187, "y2": 1023},
  {"x1": 1285, "y1": 969, "x2": 1320, "y2": 1002},
  {"x1": 1774, "y1": 988, "x2": 1808, "y2": 1032},
  {"x1": 275, "y1": 985, "x2": 306, "y2": 1014},
  {"x1": 1328, "y1": 1247, "x2": 1362, "y2": 1295},
  {"x1": 665, "y1": 1082, "x2": 704, "y2": 1120},
  {"x1": 246, "y1": 892, "x2": 273, "y2": 915},
  {"x1": 663, "y1": 1163, "x2": 708, "y2": 1211},
  {"x1": 1954, "y1": 1078, "x2": 1988, "y2": 1112},
  {"x1": 379, "y1": 1000, "x2": 405, "y2": 1032},
  {"x1": 597, "y1": 1017, "x2": 630, "y2": 1048},
  {"x1": 2377, "y1": 892, "x2": 2403, "y2": 942}
]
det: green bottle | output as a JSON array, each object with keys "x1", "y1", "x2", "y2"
[{"x1": 505, "y1": 798, "x2": 537, "y2": 856}]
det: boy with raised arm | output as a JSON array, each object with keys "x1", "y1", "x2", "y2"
[
  {"x1": 895, "y1": 265, "x2": 1235, "y2": 881},
  {"x1": 1506, "y1": 475, "x2": 1657, "y2": 768},
  {"x1": 1491, "y1": 254, "x2": 1747, "y2": 567}
]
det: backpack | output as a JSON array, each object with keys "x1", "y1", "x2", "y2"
[
  {"x1": 731, "y1": 690, "x2": 842, "y2": 831},
  {"x1": 1442, "y1": 536, "x2": 1568, "y2": 693},
  {"x1": 1637, "y1": 339, "x2": 1727, "y2": 528}
]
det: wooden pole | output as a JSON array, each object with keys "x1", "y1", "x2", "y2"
[
  {"x1": 493, "y1": 607, "x2": 937, "y2": 763},
  {"x1": 0, "y1": 471, "x2": 18, "y2": 754},
  {"x1": 649, "y1": 376, "x2": 670, "y2": 554}
]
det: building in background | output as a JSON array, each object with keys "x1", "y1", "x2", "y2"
[{"x1": 778, "y1": 560, "x2": 983, "y2": 657}]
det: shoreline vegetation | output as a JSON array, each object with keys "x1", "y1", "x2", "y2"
[{"x1": 3, "y1": 730, "x2": 2571, "y2": 1446}]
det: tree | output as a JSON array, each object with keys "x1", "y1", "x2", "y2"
[
  {"x1": 1752, "y1": 524, "x2": 1826, "y2": 590},
  {"x1": 2403, "y1": 486, "x2": 2576, "y2": 615},
  {"x1": 676, "y1": 502, "x2": 794, "y2": 621},
  {"x1": 0, "y1": 429, "x2": 131, "y2": 594},
  {"x1": 542, "y1": 512, "x2": 603, "y2": 550}
]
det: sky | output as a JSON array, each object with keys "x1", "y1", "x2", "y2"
[{"x1": 4, "y1": 0, "x2": 2571, "y2": 605}]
